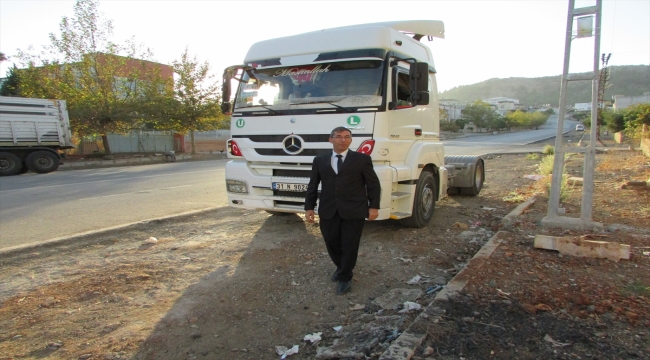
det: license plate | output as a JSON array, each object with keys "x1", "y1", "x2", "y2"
[{"x1": 273, "y1": 182, "x2": 308, "y2": 192}]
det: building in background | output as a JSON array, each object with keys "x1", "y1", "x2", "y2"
[
  {"x1": 613, "y1": 92, "x2": 650, "y2": 111},
  {"x1": 439, "y1": 99, "x2": 466, "y2": 121},
  {"x1": 483, "y1": 97, "x2": 519, "y2": 115},
  {"x1": 574, "y1": 102, "x2": 592, "y2": 112}
]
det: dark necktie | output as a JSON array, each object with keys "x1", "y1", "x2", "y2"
[{"x1": 336, "y1": 154, "x2": 343, "y2": 174}]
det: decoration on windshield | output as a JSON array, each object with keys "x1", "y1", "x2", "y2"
[{"x1": 273, "y1": 64, "x2": 331, "y2": 84}]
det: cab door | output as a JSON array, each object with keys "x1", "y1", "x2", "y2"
[{"x1": 384, "y1": 61, "x2": 427, "y2": 153}]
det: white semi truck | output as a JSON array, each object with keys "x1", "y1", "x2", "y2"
[
  {"x1": 220, "y1": 20, "x2": 484, "y2": 227},
  {"x1": 0, "y1": 96, "x2": 74, "y2": 175}
]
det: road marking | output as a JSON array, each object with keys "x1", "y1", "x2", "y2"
[{"x1": 77, "y1": 185, "x2": 193, "y2": 200}]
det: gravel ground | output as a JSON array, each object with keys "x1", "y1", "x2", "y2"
[{"x1": 0, "y1": 138, "x2": 648, "y2": 360}]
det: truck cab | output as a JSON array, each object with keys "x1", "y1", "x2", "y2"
[{"x1": 221, "y1": 20, "x2": 483, "y2": 227}]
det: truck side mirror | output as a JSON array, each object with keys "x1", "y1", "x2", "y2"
[
  {"x1": 221, "y1": 102, "x2": 232, "y2": 114},
  {"x1": 409, "y1": 62, "x2": 429, "y2": 105},
  {"x1": 221, "y1": 67, "x2": 236, "y2": 115},
  {"x1": 414, "y1": 93, "x2": 429, "y2": 105}
]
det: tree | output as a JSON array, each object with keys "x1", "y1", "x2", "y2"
[
  {"x1": 0, "y1": 65, "x2": 21, "y2": 96},
  {"x1": 489, "y1": 115, "x2": 507, "y2": 131},
  {"x1": 502, "y1": 111, "x2": 516, "y2": 131},
  {"x1": 454, "y1": 118, "x2": 468, "y2": 130},
  {"x1": 571, "y1": 111, "x2": 590, "y2": 124},
  {"x1": 529, "y1": 111, "x2": 549, "y2": 130},
  {"x1": 164, "y1": 48, "x2": 225, "y2": 155},
  {"x1": 623, "y1": 103, "x2": 650, "y2": 139},
  {"x1": 0, "y1": 52, "x2": 19, "y2": 96},
  {"x1": 15, "y1": 0, "x2": 169, "y2": 154},
  {"x1": 460, "y1": 101, "x2": 498, "y2": 132},
  {"x1": 440, "y1": 121, "x2": 459, "y2": 133},
  {"x1": 506, "y1": 110, "x2": 530, "y2": 128},
  {"x1": 602, "y1": 109, "x2": 625, "y2": 133},
  {"x1": 439, "y1": 108, "x2": 449, "y2": 122}
]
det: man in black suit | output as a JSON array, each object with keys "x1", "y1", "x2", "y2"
[{"x1": 305, "y1": 126, "x2": 381, "y2": 294}]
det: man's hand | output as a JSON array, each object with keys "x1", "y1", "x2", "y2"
[
  {"x1": 368, "y1": 208, "x2": 379, "y2": 221},
  {"x1": 305, "y1": 210, "x2": 315, "y2": 223}
]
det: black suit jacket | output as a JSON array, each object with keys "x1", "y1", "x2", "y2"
[{"x1": 304, "y1": 150, "x2": 381, "y2": 220}]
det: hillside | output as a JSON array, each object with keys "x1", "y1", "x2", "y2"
[{"x1": 439, "y1": 65, "x2": 649, "y2": 107}]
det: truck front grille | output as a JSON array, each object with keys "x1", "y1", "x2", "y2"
[
  {"x1": 256, "y1": 148, "x2": 331, "y2": 157},
  {"x1": 273, "y1": 169, "x2": 311, "y2": 178}
]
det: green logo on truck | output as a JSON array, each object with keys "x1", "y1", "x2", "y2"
[
  {"x1": 236, "y1": 119, "x2": 245, "y2": 128},
  {"x1": 347, "y1": 116, "x2": 360, "y2": 126}
]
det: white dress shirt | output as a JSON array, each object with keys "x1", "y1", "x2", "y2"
[{"x1": 331, "y1": 150, "x2": 349, "y2": 174}]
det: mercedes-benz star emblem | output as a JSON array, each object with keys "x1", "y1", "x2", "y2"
[{"x1": 282, "y1": 135, "x2": 304, "y2": 155}]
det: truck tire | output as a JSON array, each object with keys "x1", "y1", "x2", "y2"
[
  {"x1": 460, "y1": 159, "x2": 484, "y2": 196},
  {"x1": 25, "y1": 150, "x2": 60, "y2": 174},
  {"x1": 0, "y1": 152, "x2": 23, "y2": 176},
  {"x1": 400, "y1": 170, "x2": 436, "y2": 228}
]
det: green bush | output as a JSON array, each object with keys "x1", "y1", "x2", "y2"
[
  {"x1": 542, "y1": 144, "x2": 555, "y2": 156},
  {"x1": 537, "y1": 154, "x2": 571, "y2": 202},
  {"x1": 440, "y1": 121, "x2": 460, "y2": 132},
  {"x1": 538, "y1": 154, "x2": 555, "y2": 175},
  {"x1": 454, "y1": 119, "x2": 468, "y2": 129},
  {"x1": 545, "y1": 174, "x2": 570, "y2": 203}
]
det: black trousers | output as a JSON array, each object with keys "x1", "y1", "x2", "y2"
[{"x1": 319, "y1": 211, "x2": 365, "y2": 282}]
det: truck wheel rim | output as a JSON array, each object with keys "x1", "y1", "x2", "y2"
[
  {"x1": 36, "y1": 157, "x2": 51, "y2": 167},
  {"x1": 475, "y1": 168, "x2": 483, "y2": 188},
  {"x1": 422, "y1": 185, "x2": 433, "y2": 213}
]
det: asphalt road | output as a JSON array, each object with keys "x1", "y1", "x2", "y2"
[
  {"x1": 444, "y1": 115, "x2": 579, "y2": 155},
  {"x1": 0, "y1": 117, "x2": 579, "y2": 250},
  {"x1": 0, "y1": 159, "x2": 229, "y2": 250}
]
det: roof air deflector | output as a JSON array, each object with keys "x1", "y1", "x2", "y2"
[{"x1": 330, "y1": 20, "x2": 445, "y2": 40}]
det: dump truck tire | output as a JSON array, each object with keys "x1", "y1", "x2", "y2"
[
  {"x1": 26, "y1": 150, "x2": 60, "y2": 174},
  {"x1": 0, "y1": 152, "x2": 23, "y2": 176}
]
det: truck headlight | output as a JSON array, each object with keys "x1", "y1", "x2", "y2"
[{"x1": 226, "y1": 179, "x2": 248, "y2": 194}]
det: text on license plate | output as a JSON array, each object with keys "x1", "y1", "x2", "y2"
[{"x1": 273, "y1": 182, "x2": 308, "y2": 192}]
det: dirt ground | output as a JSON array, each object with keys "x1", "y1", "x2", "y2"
[
  {"x1": 1, "y1": 135, "x2": 648, "y2": 360},
  {"x1": 420, "y1": 146, "x2": 650, "y2": 360}
]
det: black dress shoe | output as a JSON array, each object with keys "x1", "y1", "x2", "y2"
[
  {"x1": 331, "y1": 269, "x2": 341, "y2": 282},
  {"x1": 337, "y1": 281, "x2": 351, "y2": 295}
]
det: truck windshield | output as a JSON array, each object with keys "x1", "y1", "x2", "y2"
[{"x1": 234, "y1": 60, "x2": 383, "y2": 111}]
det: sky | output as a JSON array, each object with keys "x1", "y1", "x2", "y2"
[{"x1": 0, "y1": 0, "x2": 648, "y2": 92}]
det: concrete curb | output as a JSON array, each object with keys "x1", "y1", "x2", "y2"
[
  {"x1": 379, "y1": 197, "x2": 538, "y2": 360},
  {"x1": 501, "y1": 196, "x2": 538, "y2": 229},
  {"x1": 59, "y1": 153, "x2": 226, "y2": 170},
  {"x1": 0, "y1": 207, "x2": 220, "y2": 258}
]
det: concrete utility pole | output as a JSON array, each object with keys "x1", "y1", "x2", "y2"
[{"x1": 542, "y1": 0, "x2": 604, "y2": 232}]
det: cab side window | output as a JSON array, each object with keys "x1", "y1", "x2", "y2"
[{"x1": 395, "y1": 71, "x2": 412, "y2": 108}]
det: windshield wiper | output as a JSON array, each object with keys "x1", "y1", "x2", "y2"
[
  {"x1": 289, "y1": 100, "x2": 354, "y2": 113},
  {"x1": 237, "y1": 104, "x2": 280, "y2": 114},
  {"x1": 259, "y1": 105, "x2": 279, "y2": 114}
]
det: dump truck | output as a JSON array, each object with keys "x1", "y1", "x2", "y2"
[
  {"x1": 220, "y1": 20, "x2": 484, "y2": 227},
  {"x1": 0, "y1": 96, "x2": 74, "y2": 175}
]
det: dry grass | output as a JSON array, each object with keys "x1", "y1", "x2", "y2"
[
  {"x1": 596, "y1": 150, "x2": 650, "y2": 179},
  {"x1": 577, "y1": 150, "x2": 650, "y2": 226}
]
